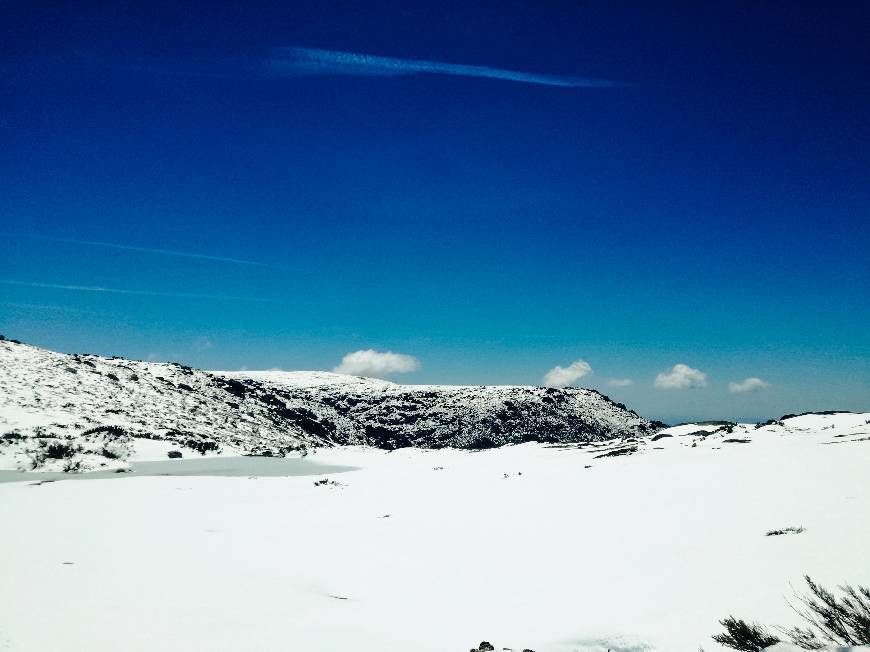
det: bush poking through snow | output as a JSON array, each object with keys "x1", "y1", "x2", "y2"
[
  {"x1": 62, "y1": 458, "x2": 83, "y2": 473},
  {"x1": 713, "y1": 577, "x2": 870, "y2": 649},
  {"x1": 100, "y1": 443, "x2": 125, "y2": 460},
  {"x1": 766, "y1": 526, "x2": 806, "y2": 537},
  {"x1": 782, "y1": 576, "x2": 870, "y2": 648},
  {"x1": 82, "y1": 425, "x2": 127, "y2": 438},
  {"x1": 45, "y1": 441, "x2": 78, "y2": 459},
  {"x1": 712, "y1": 616, "x2": 781, "y2": 650},
  {"x1": 28, "y1": 439, "x2": 81, "y2": 469}
]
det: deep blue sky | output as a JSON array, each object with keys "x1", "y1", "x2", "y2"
[{"x1": 2, "y1": 1, "x2": 868, "y2": 422}]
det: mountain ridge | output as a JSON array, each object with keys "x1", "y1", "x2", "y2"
[{"x1": 1, "y1": 337, "x2": 662, "y2": 471}]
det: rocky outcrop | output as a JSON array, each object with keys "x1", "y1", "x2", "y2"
[{"x1": 1, "y1": 338, "x2": 661, "y2": 457}]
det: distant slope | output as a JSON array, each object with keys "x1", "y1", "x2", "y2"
[
  {"x1": 220, "y1": 370, "x2": 663, "y2": 449},
  {"x1": 0, "y1": 337, "x2": 661, "y2": 471},
  {"x1": 655, "y1": 411, "x2": 870, "y2": 442}
]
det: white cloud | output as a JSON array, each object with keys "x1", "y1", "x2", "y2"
[
  {"x1": 543, "y1": 360, "x2": 592, "y2": 388},
  {"x1": 334, "y1": 349, "x2": 420, "y2": 378},
  {"x1": 729, "y1": 377, "x2": 770, "y2": 393},
  {"x1": 654, "y1": 363, "x2": 707, "y2": 390},
  {"x1": 607, "y1": 378, "x2": 633, "y2": 387}
]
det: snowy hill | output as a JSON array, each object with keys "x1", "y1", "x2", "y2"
[
  {"x1": 0, "y1": 337, "x2": 660, "y2": 471},
  {"x1": 219, "y1": 369, "x2": 662, "y2": 449}
]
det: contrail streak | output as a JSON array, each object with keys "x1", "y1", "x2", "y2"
[
  {"x1": 0, "y1": 280, "x2": 281, "y2": 303},
  {"x1": 24, "y1": 235, "x2": 299, "y2": 271},
  {"x1": 268, "y1": 47, "x2": 622, "y2": 88}
]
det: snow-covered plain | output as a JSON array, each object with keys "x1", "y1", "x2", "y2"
[{"x1": 1, "y1": 412, "x2": 868, "y2": 651}]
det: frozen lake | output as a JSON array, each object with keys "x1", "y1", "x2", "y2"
[{"x1": 0, "y1": 455, "x2": 357, "y2": 484}]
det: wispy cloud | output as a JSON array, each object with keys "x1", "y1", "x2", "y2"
[
  {"x1": 607, "y1": 378, "x2": 634, "y2": 387},
  {"x1": 0, "y1": 301, "x2": 99, "y2": 315},
  {"x1": 543, "y1": 360, "x2": 592, "y2": 388},
  {"x1": 334, "y1": 349, "x2": 420, "y2": 378},
  {"x1": 268, "y1": 47, "x2": 622, "y2": 88},
  {"x1": 0, "y1": 280, "x2": 279, "y2": 303},
  {"x1": 192, "y1": 336, "x2": 214, "y2": 351},
  {"x1": 23, "y1": 235, "x2": 298, "y2": 271},
  {"x1": 654, "y1": 363, "x2": 707, "y2": 390},
  {"x1": 729, "y1": 377, "x2": 770, "y2": 393}
]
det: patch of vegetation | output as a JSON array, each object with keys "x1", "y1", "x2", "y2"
[
  {"x1": 27, "y1": 439, "x2": 84, "y2": 470},
  {"x1": 713, "y1": 617, "x2": 780, "y2": 650},
  {"x1": 82, "y1": 425, "x2": 127, "y2": 439},
  {"x1": 783, "y1": 576, "x2": 870, "y2": 648},
  {"x1": 713, "y1": 576, "x2": 870, "y2": 649},
  {"x1": 62, "y1": 458, "x2": 83, "y2": 473},
  {"x1": 217, "y1": 377, "x2": 248, "y2": 399},
  {"x1": 45, "y1": 441, "x2": 78, "y2": 459},
  {"x1": 100, "y1": 444, "x2": 125, "y2": 459},
  {"x1": 594, "y1": 445, "x2": 637, "y2": 458},
  {"x1": 766, "y1": 526, "x2": 805, "y2": 536},
  {"x1": 184, "y1": 439, "x2": 219, "y2": 455}
]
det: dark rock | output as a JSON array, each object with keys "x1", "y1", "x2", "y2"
[
  {"x1": 167, "y1": 450, "x2": 183, "y2": 459},
  {"x1": 478, "y1": 643, "x2": 495, "y2": 651},
  {"x1": 217, "y1": 377, "x2": 248, "y2": 399}
]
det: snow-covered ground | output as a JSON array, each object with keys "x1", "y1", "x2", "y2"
[{"x1": 1, "y1": 412, "x2": 868, "y2": 651}]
